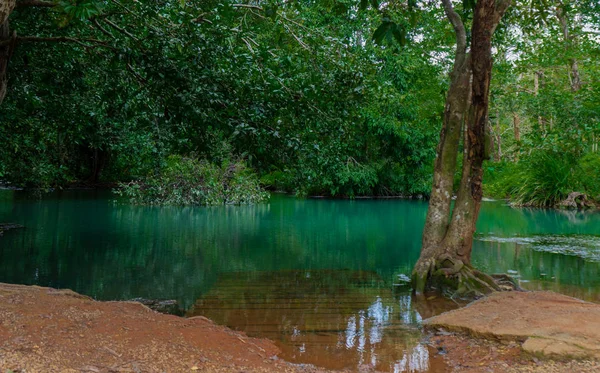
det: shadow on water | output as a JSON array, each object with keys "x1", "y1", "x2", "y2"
[{"x1": 1, "y1": 191, "x2": 600, "y2": 370}]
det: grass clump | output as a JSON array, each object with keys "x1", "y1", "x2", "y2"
[
  {"x1": 116, "y1": 155, "x2": 268, "y2": 206},
  {"x1": 485, "y1": 150, "x2": 600, "y2": 207}
]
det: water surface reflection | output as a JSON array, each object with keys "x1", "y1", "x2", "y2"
[
  {"x1": 187, "y1": 270, "x2": 453, "y2": 372},
  {"x1": 2, "y1": 192, "x2": 600, "y2": 370}
]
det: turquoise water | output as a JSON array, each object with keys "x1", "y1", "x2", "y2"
[{"x1": 1, "y1": 190, "x2": 600, "y2": 371}]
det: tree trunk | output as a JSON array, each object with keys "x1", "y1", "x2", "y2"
[
  {"x1": 534, "y1": 70, "x2": 546, "y2": 133},
  {"x1": 413, "y1": 0, "x2": 470, "y2": 291},
  {"x1": 0, "y1": 0, "x2": 16, "y2": 105},
  {"x1": 494, "y1": 110, "x2": 502, "y2": 161},
  {"x1": 556, "y1": 6, "x2": 581, "y2": 92},
  {"x1": 512, "y1": 112, "x2": 520, "y2": 142},
  {"x1": 412, "y1": 0, "x2": 511, "y2": 297}
]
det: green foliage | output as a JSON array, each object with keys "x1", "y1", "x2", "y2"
[
  {"x1": 486, "y1": 149, "x2": 600, "y2": 207},
  {"x1": 4, "y1": 0, "x2": 596, "y2": 202},
  {"x1": 56, "y1": 0, "x2": 104, "y2": 25},
  {"x1": 483, "y1": 0, "x2": 600, "y2": 206},
  {"x1": 578, "y1": 153, "x2": 600, "y2": 199},
  {"x1": 116, "y1": 156, "x2": 268, "y2": 206},
  {"x1": 2, "y1": 0, "x2": 446, "y2": 198}
]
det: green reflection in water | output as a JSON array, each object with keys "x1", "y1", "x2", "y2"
[
  {"x1": 1, "y1": 191, "x2": 600, "y2": 370},
  {"x1": 0, "y1": 191, "x2": 429, "y2": 307},
  {"x1": 1, "y1": 192, "x2": 600, "y2": 304}
]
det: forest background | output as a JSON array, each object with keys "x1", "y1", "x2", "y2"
[{"x1": 1, "y1": 0, "x2": 599, "y2": 207}]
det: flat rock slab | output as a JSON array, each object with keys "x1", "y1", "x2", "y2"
[{"x1": 424, "y1": 291, "x2": 600, "y2": 359}]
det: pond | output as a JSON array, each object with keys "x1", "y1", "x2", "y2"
[{"x1": 1, "y1": 190, "x2": 600, "y2": 372}]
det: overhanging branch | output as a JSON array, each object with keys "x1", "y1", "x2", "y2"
[{"x1": 92, "y1": 18, "x2": 114, "y2": 39}]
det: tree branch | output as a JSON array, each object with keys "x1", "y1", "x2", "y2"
[
  {"x1": 92, "y1": 18, "x2": 114, "y2": 39},
  {"x1": 126, "y1": 63, "x2": 146, "y2": 85},
  {"x1": 15, "y1": 0, "x2": 55, "y2": 8},
  {"x1": 0, "y1": 36, "x2": 114, "y2": 49},
  {"x1": 495, "y1": 0, "x2": 512, "y2": 15},
  {"x1": 103, "y1": 19, "x2": 139, "y2": 41},
  {"x1": 440, "y1": 0, "x2": 467, "y2": 66},
  {"x1": 491, "y1": 0, "x2": 512, "y2": 34},
  {"x1": 232, "y1": 4, "x2": 263, "y2": 11}
]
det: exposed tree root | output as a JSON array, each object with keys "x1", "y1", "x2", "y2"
[{"x1": 412, "y1": 253, "x2": 521, "y2": 299}]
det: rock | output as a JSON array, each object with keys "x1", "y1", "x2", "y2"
[
  {"x1": 523, "y1": 337, "x2": 588, "y2": 358},
  {"x1": 424, "y1": 291, "x2": 600, "y2": 359},
  {"x1": 130, "y1": 298, "x2": 183, "y2": 316},
  {"x1": 557, "y1": 192, "x2": 595, "y2": 210}
]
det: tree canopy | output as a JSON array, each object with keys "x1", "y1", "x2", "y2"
[{"x1": 0, "y1": 0, "x2": 598, "y2": 205}]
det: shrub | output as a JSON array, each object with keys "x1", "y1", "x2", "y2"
[
  {"x1": 578, "y1": 153, "x2": 600, "y2": 199},
  {"x1": 485, "y1": 149, "x2": 600, "y2": 207},
  {"x1": 116, "y1": 156, "x2": 268, "y2": 205}
]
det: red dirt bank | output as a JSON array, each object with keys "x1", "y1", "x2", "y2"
[{"x1": 0, "y1": 283, "x2": 321, "y2": 373}]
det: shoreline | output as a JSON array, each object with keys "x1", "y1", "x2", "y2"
[
  {"x1": 5, "y1": 186, "x2": 597, "y2": 211},
  {"x1": 0, "y1": 283, "x2": 326, "y2": 373},
  {"x1": 2, "y1": 283, "x2": 600, "y2": 372}
]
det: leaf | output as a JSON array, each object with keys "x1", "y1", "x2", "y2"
[{"x1": 372, "y1": 21, "x2": 392, "y2": 45}]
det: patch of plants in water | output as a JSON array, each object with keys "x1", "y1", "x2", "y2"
[{"x1": 116, "y1": 156, "x2": 268, "y2": 206}]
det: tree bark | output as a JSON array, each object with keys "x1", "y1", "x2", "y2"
[
  {"x1": 494, "y1": 110, "x2": 502, "y2": 161},
  {"x1": 0, "y1": 0, "x2": 15, "y2": 104},
  {"x1": 413, "y1": 0, "x2": 471, "y2": 292},
  {"x1": 418, "y1": 0, "x2": 470, "y2": 255},
  {"x1": 412, "y1": 0, "x2": 511, "y2": 296},
  {"x1": 0, "y1": 0, "x2": 15, "y2": 25},
  {"x1": 512, "y1": 112, "x2": 520, "y2": 142},
  {"x1": 534, "y1": 70, "x2": 546, "y2": 133},
  {"x1": 556, "y1": 5, "x2": 581, "y2": 92}
]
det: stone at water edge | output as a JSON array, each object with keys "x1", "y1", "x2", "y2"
[
  {"x1": 130, "y1": 298, "x2": 184, "y2": 316},
  {"x1": 423, "y1": 291, "x2": 600, "y2": 359}
]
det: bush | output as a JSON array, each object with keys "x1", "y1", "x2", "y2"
[
  {"x1": 116, "y1": 156, "x2": 268, "y2": 205},
  {"x1": 485, "y1": 149, "x2": 600, "y2": 207},
  {"x1": 578, "y1": 153, "x2": 600, "y2": 199}
]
